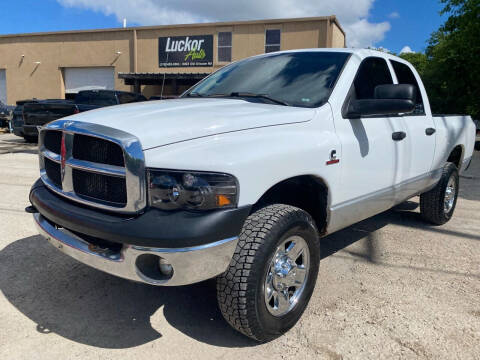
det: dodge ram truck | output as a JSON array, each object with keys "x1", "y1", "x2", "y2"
[{"x1": 28, "y1": 49, "x2": 475, "y2": 341}]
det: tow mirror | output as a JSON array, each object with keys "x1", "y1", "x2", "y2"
[{"x1": 345, "y1": 84, "x2": 416, "y2": 118}]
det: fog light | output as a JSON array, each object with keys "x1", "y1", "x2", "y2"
[{"x1": 159, "y1": 258, "x2": 173, "y2": 276}]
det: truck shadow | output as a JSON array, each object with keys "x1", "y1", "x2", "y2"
[
  {"x1": 0, "y1": 138, "x2": 38, "y2": 155},
  {"x1": 0, "y1": 235, "x2": 253, "y2": 349},
  {"x1": 0, "y1": 203, "x2": 475, "y2": 349}
]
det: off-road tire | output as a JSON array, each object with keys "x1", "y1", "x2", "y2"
[
  {"x1": 420, "y1": 162, "x2": 459, "y2": 225},
  {"x1": 216, "y1": 204, "x2": 320, "y2": 342}
]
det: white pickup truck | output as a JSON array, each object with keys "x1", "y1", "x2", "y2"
[{"x1": 28, "y1": 49, "x2": 475, "y2": 341}]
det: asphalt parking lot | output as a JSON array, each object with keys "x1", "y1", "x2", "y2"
[{"x1": 0, "y1": 132, "x2": 478, "y2": 359}]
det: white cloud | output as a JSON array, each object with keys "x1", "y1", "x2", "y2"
[
  {"x1": 388, "y1": 11, "x2": 400, "y2": 19},
  {"x1": 57, "y1": 0, "x2": 391, "y2": 48},
  {"x1": 344, "y1": 19, "x2": 390, "y2": 48},
  {"x1": 400, "y1": 46, "x2": 414, "y2": 54}
]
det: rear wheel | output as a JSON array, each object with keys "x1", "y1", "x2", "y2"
[
  {"x1": 217, "y1": 204, "x2": 320, "y2": 342},
  {"x1": 420, "y1": 162, "x2": 459, "y2": 225}
]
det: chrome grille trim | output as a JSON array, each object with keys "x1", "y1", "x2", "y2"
[
  {"x1": 42, "y1": 149, "x2": 61, "y2": 163},
  {"x1": 66, "y1": 158, "x2": 126, "y2": 177},
  {"x1": 38, "y1": 119, "x2": 146, "y2": 213}
]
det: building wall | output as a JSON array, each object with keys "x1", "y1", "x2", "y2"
[
  {"x1": 0, "y1": 31, "x2": 133, "y2": 103},
  {"x1": 331, "y1": 22, "x2": 346, "y2": 48},
  {"x1": 0, "y1": 17, "x2": 345, "y2": 104}
]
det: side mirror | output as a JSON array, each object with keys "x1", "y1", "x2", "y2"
[{"x1": 345, "y1": 84, "x2": 416, "y2": 118}]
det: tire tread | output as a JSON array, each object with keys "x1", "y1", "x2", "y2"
[
  {"x1": 216, "y1": 204, "x2": 317, "y2": 341},
  {"x1": 420, "y1": 162, "x2": 458, "y2": 225}
]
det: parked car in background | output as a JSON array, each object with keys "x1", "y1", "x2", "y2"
[
  {"x1": 28, "y1": 49, "x2": 475, "y2": 341},
  {"x1": 23, "y1": 100, "x2": 74, "y2": 142},
  {"x1": 12, "y1": 99, "x2": 38, "y2": 139},
  {"x1": 0, "y1": 101, "x2": 14, "y2": 128},
  {"x1": 22, "y1": 90, "x2": 147, "y2": 142}
]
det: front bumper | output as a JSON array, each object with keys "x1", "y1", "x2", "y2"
[
  {"x1": 30, "y1": 179, "x2": 251, "y2": 286},
  {"x1": 34, "y1": 213, "x2": 239, "y2": 286}
]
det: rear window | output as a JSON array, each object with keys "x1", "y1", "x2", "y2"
[
  {"x1": 390, "y1": 60, "x2": 425, "y2": 115},
  {"x1": 76, "y1": 91, "x2": 118, "y2": 106}
]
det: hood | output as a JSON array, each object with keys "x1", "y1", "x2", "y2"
[{"x1": 65, "y1": 98, "x2": 315, "y2": 149}]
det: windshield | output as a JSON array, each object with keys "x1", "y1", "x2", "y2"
[
  {"x1": 184, "y1": 51, "x2": 350, "y2": 108},
  {"x1": 75, "y1": 91, "x2": 117, "y2": 106}
]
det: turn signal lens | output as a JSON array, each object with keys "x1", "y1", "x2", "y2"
[{"x1": 216, "y1": 194, "x2": 232, "y2": 207}]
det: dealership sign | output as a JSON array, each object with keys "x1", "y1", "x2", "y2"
[{"x1": 158, "y1": 35, "x2": 213, "y2": 67}]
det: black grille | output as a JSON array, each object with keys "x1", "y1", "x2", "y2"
[
  {"x1": 45, "y1": 158, "x2": 62, "y2": 187},
  {"x1": 73, "y1": 169, "x2": 127, "y2": 205},
  {"x1": 73, "y1": 134, "x2": 124, "y2": 166},
  {"x1": 44, "y1": 130, "x2": 62, "y2": 154}
]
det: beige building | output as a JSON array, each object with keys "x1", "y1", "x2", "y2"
[{"x1": 0, "y1": 16, "x2": 345, "y2": 104}]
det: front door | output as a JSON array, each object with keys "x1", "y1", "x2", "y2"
[{"x1": 329, "y1": 56, "x2": 404, "y2": 232}]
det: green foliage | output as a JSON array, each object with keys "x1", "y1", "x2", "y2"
[
  {"x1": 398, "y1": 52, "x2": 428, "y2": 75},
  {"x1": 412, "y1": 0, "x2": 480, "y2": 118}
]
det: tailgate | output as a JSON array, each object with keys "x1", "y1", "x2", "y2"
[{"x1": 23, "y1": 103, "x2": 77, "y2": 126}]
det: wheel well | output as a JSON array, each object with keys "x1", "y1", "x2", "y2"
[
  {"x1": 447, "y1": 145, "x2": 463, "y2": 168},
  {"x1": 253, "y1": 175, "x2": 329, "y2": 234}
]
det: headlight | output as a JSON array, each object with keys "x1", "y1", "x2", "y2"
[{"x1": 148, "y1": 169, "x2": 238, "y2": 211}]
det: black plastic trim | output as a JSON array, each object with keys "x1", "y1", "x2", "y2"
[{"x1": 30, "y1": 179, "x2": 251, "y2": 248}]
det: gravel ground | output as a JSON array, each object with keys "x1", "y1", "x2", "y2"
[{"x1": 0, "y1": 132, "x2": 478, "y2": 360}]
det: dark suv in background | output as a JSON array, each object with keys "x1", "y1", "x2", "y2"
[{"x1": 22, "y1": 90, "x2": 147, "y2": 142}]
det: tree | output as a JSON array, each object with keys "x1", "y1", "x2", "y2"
[
  {"x1": 398, "y1": 52, "x2": 428, "y2": 77},
  {"x1": 424, "y1": 0, "x2": 480, "y2": 118}
]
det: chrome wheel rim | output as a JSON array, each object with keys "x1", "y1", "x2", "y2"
[
  {"x1": 444, "y1": 175, "x2": 456, "y2": 213},
  {"x1": 264, "y1": 235, "x2": 310, "y2": 317}
]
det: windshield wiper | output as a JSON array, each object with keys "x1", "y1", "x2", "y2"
[
  {"x1": 186, "y1": 92, "x2": 289, "y2": 106},
  {"x1": 229, "y1": 92, "x2": 290, "y2": 106}
]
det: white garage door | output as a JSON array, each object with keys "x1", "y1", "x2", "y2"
[
  {"x1": 0, "y1": 70, "x2": 6, "y2": 104},
  {"x1": 64, "y1": 67, "x2": 114, "y2": 94}
]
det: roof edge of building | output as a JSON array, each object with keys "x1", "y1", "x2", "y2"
[{"x1": 0, "y1": 16, "x2": 338, "y2": 39}]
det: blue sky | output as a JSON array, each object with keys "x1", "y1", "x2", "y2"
[
  {"x1": 370, "y1": 0, "x2": 447, "y2": 53},
  {"x1": 0, "y1": 0, "x2": 448, "y2": 54}
]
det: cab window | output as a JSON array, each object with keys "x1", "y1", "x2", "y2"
[
  {"x1": 354, "y1": 57, "x2": 393, "y2": 99},
  {"x1": 390, "y1": 60, "x2": 425, "y2": 115}
]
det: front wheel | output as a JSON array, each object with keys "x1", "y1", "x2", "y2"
[
  {"x1": 217, "y1": 204, "x2": 320, "y2": 342},
  {"x1": 420, "y1": 162, "x2": 459, "y2": 225}
]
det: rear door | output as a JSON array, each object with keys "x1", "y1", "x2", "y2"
[{"x1": 389, "y1": 59, "x2": 436, "y2": 183}]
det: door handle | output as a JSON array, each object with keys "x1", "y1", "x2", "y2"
[
  {"x1": 392, "y1": 131, "x2": 407, "y2": 141},
  {"x1": 425, "y1": 128, "x2": 436, "y2": 136}
]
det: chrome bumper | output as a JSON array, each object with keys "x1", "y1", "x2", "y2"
[{"x1": 33, "y1": 213, "x2": 238, "y2": 286}]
